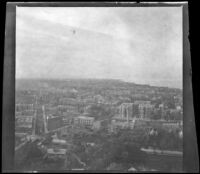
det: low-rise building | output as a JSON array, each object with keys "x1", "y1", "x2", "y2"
[
  {"x1": 74, "y1": 116, "x2": 94, "y2": 127},
  {"x1": 16, "y1": 103, "x2": 34, "y2": 112},
  {"x1": 162, "y1": 121, "x2": 182, "y2": 131},
  {"x1": 62, "y1": 117, "x2": 74, "y2": 125},
  {"x1": 109, "y1": 116, "x2": 136, "y2": 132},
  {"x1": 52, "y1": 138, "x2": 67, "y2": 145},
  {"x1": 46, "y1": 148, "x2": 67, "y2": 158},
  {"x1": 15, "y1": 116, "x2": 34, "y2": 129}
]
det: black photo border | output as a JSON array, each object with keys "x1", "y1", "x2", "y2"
[{"x1": 2, "y1": 1, "x2": 199, "y2": 173}]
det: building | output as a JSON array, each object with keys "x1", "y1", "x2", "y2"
[
  {"x1": 152, "y1": 108, "x2": 163, "y2": 120},
  {"x1": 46, "y1": 107, "x2": 58, "y2": 116},
  {"x1": 16, "y1": 104, "x2": 34, "y2": 112},
  {"x1": 46, "y1": 148, "x2": 67, "y2": 159},
  {"x1": 59, "y1": 98, "x2": 80, "y2": 106},
  {"x1": 57, "y1": 125, "x2": 72, "y2": 137},
  {"x1": 119, "y1": 103, "x2": 139, "y2": 120},
  {"x1": 169, "y1": 109, "x2": 182, "y2": 121},
  {"x1": 134, "y1": 101, "x2": 151, "y2": 105},
  {"x1": 109, "y1": 118, "x2": 136, "y2": 132},
  {"x1": 52, "y1": 138, "x2": 67, "y2": 145},
  {"x1": 133, "y1": 119, "x2": 182, "y2": 131},
  {"x1": 16, "y1": 94, "x2": 35, "y2": 104},
  {"x1": 134, "y1": 101, "x2": 153, "y2": 119},
  {"x1": 62, "y1": 117, "x2": 74, "y2": 125},
  {"x1": 15, "y1": 116, "x2": 34, "y2": 129},
  {"x1": 47, "y1": 116, "x2": 63, "y2": 131},
  {"x1": 110, "y1": 102, "x2": 142, "y2": 132},
  {"x1": 162, "y1": 121, "x2": 182, "y2": 131},
  {"x1": 139, "y1": 104, "x2": 153, "y2": 119},
  {"x1": 74, "y1": 116, "x2": 94, "y2": 127},
  {"x1": 15, "y1": 115, "x2": 34, "y2": 134}
]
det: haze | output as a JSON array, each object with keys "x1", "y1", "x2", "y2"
[{"x1": 16, "y1": 7, "x2": 183, "y2": 89}]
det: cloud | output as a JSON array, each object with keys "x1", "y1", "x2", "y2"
[{"x1": 16, "y1": 7, "x2": 183, "y2": 88}]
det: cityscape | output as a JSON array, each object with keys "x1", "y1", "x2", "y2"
[
  {"x1": 15, "y1": 6, "x2": 183, "y2": 172},
  {"x1": 15, "y1": 78, "x2": 183, "y2": 172}
]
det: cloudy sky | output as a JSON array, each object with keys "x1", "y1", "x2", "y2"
[{"x1": 16, "y1": 7, "x2": 183, "y2": 88}]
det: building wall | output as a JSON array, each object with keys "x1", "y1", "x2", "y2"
[
  {"x1": 138, "y1": 104, "x2": 153, "y2": 119},
  {"x1": 15, "y1": 116, "x2": 33, "y2": 129},
  {"x1": 16, "y1": 104, "x2": 34, "y2": 112},
  {"x1": 74, "y1": 116, "x2": 94, "y2": 126},
  {"x1": 119, "y1": 103, "x2": 141, "y2": 119},
  {"x1": 47, "y1": 116, "x2": 63, "y2": 131}
]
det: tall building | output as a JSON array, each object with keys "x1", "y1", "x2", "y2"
[
  {"x1": 134, "y1": 101, "x2": 153, "y2": 119},
  {"x1": 119, "y1": 103, "x2": 139, "y2": 120},
  {"x1": 138, "y1": 104, "x2": 153, "y2": 119}
]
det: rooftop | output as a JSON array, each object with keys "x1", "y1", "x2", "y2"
[
  {"x1": 77, "y1": 116, "x2": 95, "y2": 120},
  {"x1": 134, "y1": 101, "x2": 151, "y2": 105},
  {"x1": 47, "y1": 148, "x2": 67, "y2": 155}
]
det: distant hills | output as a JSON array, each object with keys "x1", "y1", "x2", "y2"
[{"x1": 16, "y1": 78, "x2": 182, "y2": 92}]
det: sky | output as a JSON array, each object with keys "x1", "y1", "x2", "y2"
[{"x1": 16, "y1": 7, "x2": 183, "y2": 89}]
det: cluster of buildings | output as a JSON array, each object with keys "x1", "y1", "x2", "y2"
[
  {"x1": 109, "y1": 101, "x2": 182, "y2": 133},
  {"x1": 15, "y1": 80, "x2": 183, "y2": 148},
  {"x1": 15, "y1": 93, "x2": 183, "y2": 137},
  {"x1": 119, "y1": 101, "x2": 153, "y2": 119},
  {"x1": 15, "y1": 103, "x2": 36, "y2": 135},
  {"x1": 14, "y1": 80, "x2": 184, "y2": 171}
]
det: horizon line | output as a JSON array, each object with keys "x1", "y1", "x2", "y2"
[{"x1": 16, "y1": 77, "x2": 182, "y2": 90}]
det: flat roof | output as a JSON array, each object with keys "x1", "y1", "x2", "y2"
[
  {"x1": 47, "y1": 148, "x2": 67, "y2": 154},
  {"x1": 77, "y1": 116, "x2": 94, "y2": 120}
]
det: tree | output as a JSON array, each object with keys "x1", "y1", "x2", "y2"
[
  {"x1": 89, "y1": 158, "x2": 106, "y2": 170},
  {"x1": 43, "y1": 134, "x2": 53, "y2": 145},
  {"x1": 150, "y1": 109, "x2": 162, "y2": 120},
  {"x1": 87, "y1": 104, "x2": 113, "y2": 120},
  {"x1": 107, "y1": 163, "x2": 124, "y2": 170}
]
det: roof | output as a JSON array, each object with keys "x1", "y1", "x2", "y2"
[
  {"x1": 121, "y1": 103, "x2": 134, "y2": 106},
  {"x1": 52, "y1": 138, "x2": 67, "y2": 144},
  {"x1": 47, "y1": 148, "x2": 67, "y2": 155},
  {"x1": 134, "y1": 100, "x2": 151, "y2": 105},
  {"x1": 47, "y1": 115, "x2": 61, "y2": 119},
  {"x1": 77, "y1": 116, "x2": 94, "y2": 120}
]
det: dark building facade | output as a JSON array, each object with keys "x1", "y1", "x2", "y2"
[{"x1": 47, "y1": 116, "x2": 63, "y2": 131}]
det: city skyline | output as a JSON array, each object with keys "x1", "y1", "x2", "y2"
[{"x1": 16, "y1": 7, "x2": 183, "y2": 89}]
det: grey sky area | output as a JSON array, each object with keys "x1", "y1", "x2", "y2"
[{"x1": 16, "y1": 7, "x2": 183, "y2": 89}]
